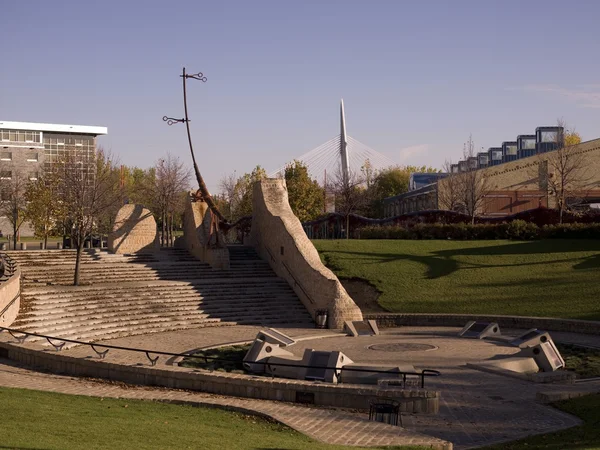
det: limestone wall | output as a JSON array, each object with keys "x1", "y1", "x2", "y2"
[
  {"x1": 249, "y1": 179, "x2": 362, "y2": 329},
  {"x1": 108, "y1": 204, "x2": 158, "y2": 254},
  {"x1": 0, "y1": 266, "x2": 20, "y2": 327},
  {"x1": 183, "y1": 196, "x2": 230, "y2": 270}
]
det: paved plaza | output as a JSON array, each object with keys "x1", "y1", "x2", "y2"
[{"x1": 2, "y1": 324, "x2": 600, "y2": 448}]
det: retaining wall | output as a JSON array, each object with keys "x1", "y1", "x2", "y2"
[
  {"x1": 0, "y1": 340, "x2": 438, "y2": 414},
  {"x1": 366, "y1": 313, "x2": 600, "y2": 335}
]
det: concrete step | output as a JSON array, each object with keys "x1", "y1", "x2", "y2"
[
  {"x1": 16, "y1": 304, "x2": 312, "y2": 333},
  {"x1": 20, "y1": 296, "x2": 307, "y2": 318},
  {"x1": 9, "y1": 243, "x2": 314, "y2": 342}
]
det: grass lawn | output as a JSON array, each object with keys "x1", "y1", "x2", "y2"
[
  {"x1": 485, "y1": 393, "x2": 600, "y2": 449},
  {"x1": 313, "y1": 239, "x2": 600, "y2": 320},
  {"x1": 0, "y1": 387, "x2": 423, "y2": 450}
]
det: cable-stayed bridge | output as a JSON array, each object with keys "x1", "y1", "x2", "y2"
[{"x1": 270, "y1": 100, "x2": 396, "y2": 186}]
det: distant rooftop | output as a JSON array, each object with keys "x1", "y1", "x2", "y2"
[{"x1": 0, "y1": 121, "x2": 107, "y2": 135}]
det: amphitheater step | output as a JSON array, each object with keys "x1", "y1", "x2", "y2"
[{"x1": 8, "y1": 246, "x2": 313, "y2": 342}]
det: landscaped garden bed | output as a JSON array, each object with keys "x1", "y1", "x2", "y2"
[
  {"x1": 179, "y1": 344, "x2": 250, "y2": 373},
  {"x1": 556, "y1": 343, "x2": 600, "y2": 379}
]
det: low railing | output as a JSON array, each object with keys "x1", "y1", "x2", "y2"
[{"x1": 0, "y1": 326, "x2": 441, "y2": 389}]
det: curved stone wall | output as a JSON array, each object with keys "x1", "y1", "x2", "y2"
[
  {"x1": 183, "y1": 196, "x2": 229, "y2": 269},
  {"x1": 108, "y1": 204, "x2": 158, "y2": 254},
  {"x1": 249, "y1": 179, "x2": 362, "y2": 328}
]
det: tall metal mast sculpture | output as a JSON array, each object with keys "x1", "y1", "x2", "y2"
[{"x1": 163, "y1": 67, "x2": 226, "y2": 223}]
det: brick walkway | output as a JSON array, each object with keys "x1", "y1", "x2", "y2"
[{"x1": 0, "y1": 358, "x2": 451, "y2": 449}]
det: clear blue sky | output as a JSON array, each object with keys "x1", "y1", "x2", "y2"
[{"x1": 2, "y1": 1, "x2": 599, "y2": 193}]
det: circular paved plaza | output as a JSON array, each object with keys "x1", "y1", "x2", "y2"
[{"x1": 2, "y1": 324, "x2": 600, "y2": 449}]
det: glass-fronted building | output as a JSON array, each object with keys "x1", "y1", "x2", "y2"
[
  {"x1": 536, "y1": 126, "x2": 562, "y2": 154},
  {"x1": 488, "y1": 147, "x2": 503, "y2": 166},
  {"x1": 502, "y1": 141, "x2": 518, "y2": 163},
  {"x1": 409, "y1": 172, "x2": 448, "y2": 191},
  {"x1": 517, "y1": 135, "x2": 536, "y2": 159},
  {"x1": 477, "y1": 152, "x2": 489, "y2": 169}
]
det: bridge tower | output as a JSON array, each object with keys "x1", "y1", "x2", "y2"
[{"x1": 339, "y1": 99, "x2": 350, "y2": 187}]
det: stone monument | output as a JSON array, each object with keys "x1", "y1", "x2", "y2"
[{"x1": 108, "y1": 204, "x2": 158, "y2": 254}]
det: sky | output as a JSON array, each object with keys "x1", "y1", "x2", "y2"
[{"x1": 2, "y1": 0, "x2": 600, "y2": 193}]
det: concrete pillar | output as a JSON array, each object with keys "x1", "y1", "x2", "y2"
[
  {"x1": 40, "y1": 242, "x2": 45, "y2": 250},
  {"x1": 20, "y1": 242, "x2": 27, "y2": 250},
  {"x1": 0, "y1": 243, "x2": 6, "y2": 251},
  {"x1": 57, "y1": 242, "x2": 63, "y2": 249}
]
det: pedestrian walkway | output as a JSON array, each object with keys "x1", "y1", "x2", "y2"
[{"x1": 0, "y1": 358, "x2": 451, "y2": 449}]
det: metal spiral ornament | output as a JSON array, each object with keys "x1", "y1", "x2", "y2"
[{"x1": 162, "y1": 116, "x2": 187, "y2": 126}]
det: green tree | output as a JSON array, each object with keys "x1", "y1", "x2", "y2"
[
  {"x1": 24, "y1": 174, "x2": 64, "y2": 249},
  {"x1": 284, "y1": 160, "x2": 324, "y2": 222},
  {"x1": 234, "y1": 166, "x2": 268, "y2": 218},
  {"x1": 368, "y1": 165, "x2": 438, "y2": 217}
]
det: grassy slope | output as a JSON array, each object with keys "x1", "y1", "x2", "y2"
[
  {"x1": 0, "y1": 387, "x2": 421, "y2": 450},
  {"x1": 313, "y1": 239, "x2": 600, "y2": 320}
]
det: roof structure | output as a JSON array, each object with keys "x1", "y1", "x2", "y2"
[{"x1": 0, "y1": 121, "x2": 107, "y2": 135}]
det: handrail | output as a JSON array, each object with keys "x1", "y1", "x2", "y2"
[
  {"x1": 0, "y1": 326, "x2": 440, "y2": 388},
  {"x1": 262, "y1": 244, "x2": 316, "y2": 306},
  {"x1": 0, "y1": 291, "x2": 21, "y2": 319},
  {"x1": 280, "y1": 260, "x2": 315, "y2": 305}
]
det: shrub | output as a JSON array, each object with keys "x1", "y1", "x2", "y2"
[
  {"x1": 360, "y1": 222, "x2": 600, "y2": 240},
  {"x1": 505, "y1": 220, "x2": 539, "y2": 240}
]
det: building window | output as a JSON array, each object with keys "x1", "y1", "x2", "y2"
[
  {"x1": 506, "y1": 145, "x2": 517, "y2": 155},
  {"x1": 492, "y1": 150, "x2": 503, "y2": 160},
  {"x1": 28, "y1": 172, "x2": 39, "y2": 181},
  {"x1": 522, "y1": 139, "x2": 535, "y2": 149},
  {"x1": 0, "y1": 152, "x2": 11, "y2": 161},
  {"x1": 0, "y1": 129, "x2": 41, "y2": 143},
  {"x1": 26, "y1": 152, "x2": 39, "y2": 162},
  {"x1": 0, "y1": 171, "x2": 12, "y2": 179},
  {"x1": 541, "y1": 131, "x2": 557, "y2": 143}
]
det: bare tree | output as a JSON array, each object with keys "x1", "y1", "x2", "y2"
[
  {"x1": 438, "y1": 160, "x2": 462, "y2": 212},
  {"x1": 457, "y1": 135, "x2": 491, "y2": 223},
  {"x1": 327, "y1": 165, "x2": 367, "y2": 239},
  {"x1": 152, "y1": 154, "x2": 191, "y2": 247},
  {"x1": 539, "y1": 119, "x2": 588, "y2": 223},
  {"x1": 218, "y1": 171, "x2": 239, "y2": 221},
  {"x1": 56, "y1": 148, "x2": 122, "y2": 285},
  {"x1": 0, "y1": 170, "x2": 28, "y2": 250}
]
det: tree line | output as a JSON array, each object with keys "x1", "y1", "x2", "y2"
[
  {"x1": 0, "y1": 150, "x2": 191, "y2": 285},
  {"x1": 215, "y1": 161, "x2": 438, "y2": 227}
]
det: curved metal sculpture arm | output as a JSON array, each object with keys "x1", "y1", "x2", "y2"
[{"x1": 180, "y1": 67, "x2": 227, "y2": 223}]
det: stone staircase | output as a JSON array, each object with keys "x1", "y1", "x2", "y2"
[{"x1": 6, "y1": 246, "x2": 314, "y2": 346}]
